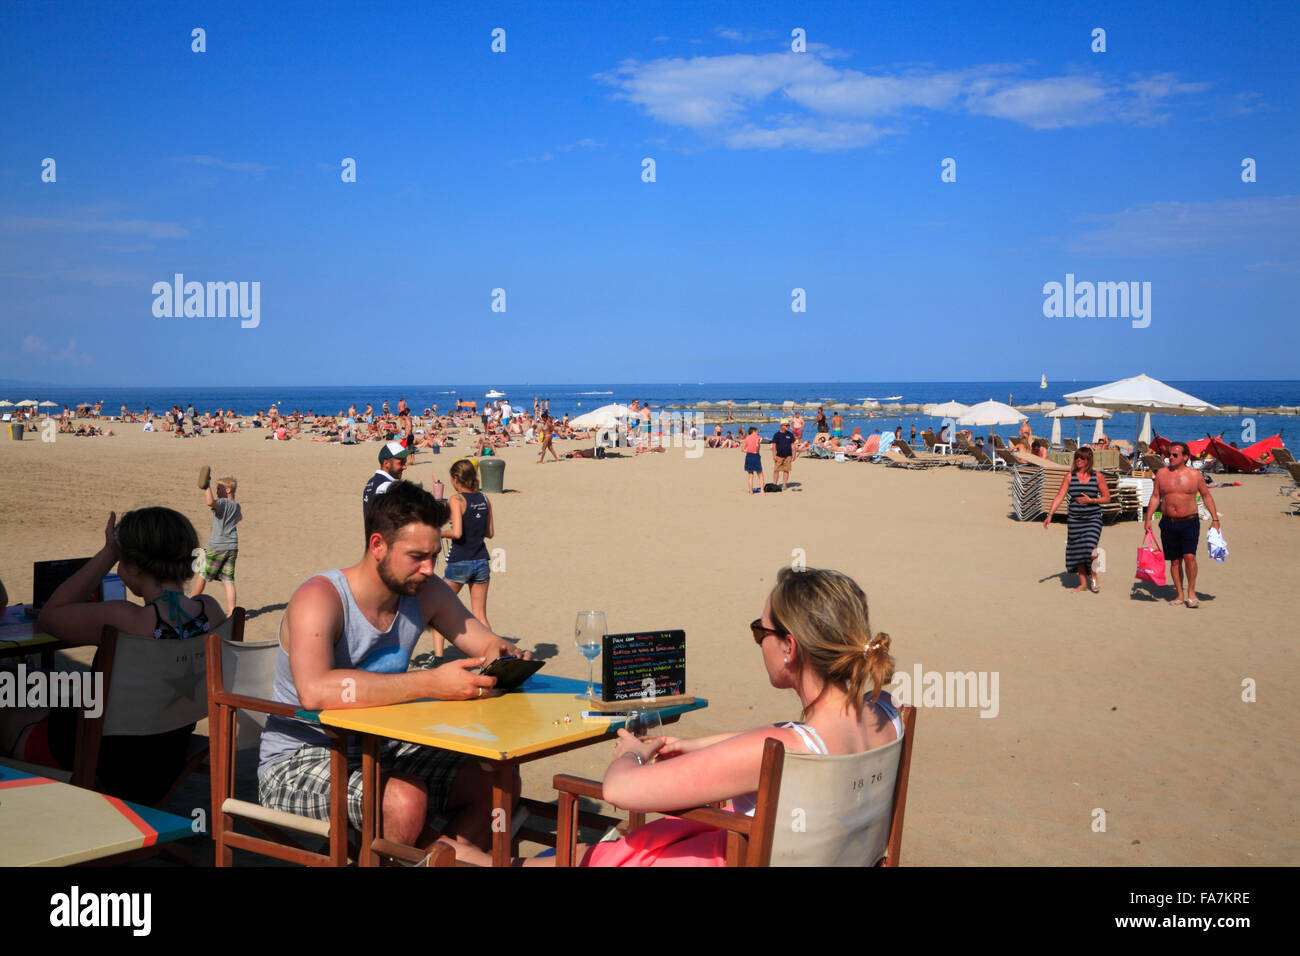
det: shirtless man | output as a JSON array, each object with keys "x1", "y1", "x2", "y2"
[{"x1": 1144, "y1": 442, "x2": 1220, "y2": 608}]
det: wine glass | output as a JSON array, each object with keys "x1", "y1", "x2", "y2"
[
  {"x1": 574, "y1": 610, "x2": 606, "y2": 701},
  {"x1": 627, "y1": 709, "x2": 662, "y2": 743}
]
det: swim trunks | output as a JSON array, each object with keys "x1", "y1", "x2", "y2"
[{"x1": 1159, "y1": 515, "x2": 1200, "y2": 561}]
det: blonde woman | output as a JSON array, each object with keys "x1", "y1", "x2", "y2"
[{"x1": 455, "y1": 567, "x2": 903, "y2": 866}]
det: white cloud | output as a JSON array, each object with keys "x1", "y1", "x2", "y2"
[
  {"x1": 174, "y1": 155, "x2": 274, "y2": 176},
  {"x1": 1066, "y1": 196, "x2": 1300, "y2": 257},
  {"x1": 2, "y1": 216, "x2": 190, "y2": 239},
  {"x1": 599, "y1": 53, "x2": 1210, "y2": 149},
  {"x1": 22, "y1": 336, "x2": 46, "y2": 352}
]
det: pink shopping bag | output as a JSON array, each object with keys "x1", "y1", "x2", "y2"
[{"x1": 1135, "y1": 531, "x2": 1167, "y2": 586}]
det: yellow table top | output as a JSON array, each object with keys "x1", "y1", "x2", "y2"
[
  {"x1": 312, "y1": 675, "x2": 709, "y2": 761},
  {"x1": 0, "y1": 767, "x2": 195, "y2": 866}
]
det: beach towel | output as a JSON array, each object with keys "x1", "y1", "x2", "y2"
[
  {"x1": 876, "y1": 432, "x2": 896, "y2": 454},
  {"x1": 861, "y1": 434, "x2": 880, "y2": 455},
  {"x1": 1207, "y1": 527, "x2": 1229, "y2": 563},
  {"x1": 1135, "y1": 531, "x2": 1167, "y2": 586}
]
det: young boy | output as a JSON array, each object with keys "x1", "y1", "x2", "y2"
[{"x1": 193, "y1": 468, "x2": 241, "y2": 612}]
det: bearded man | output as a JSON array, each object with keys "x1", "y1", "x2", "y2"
[{"x1": 258, "y1": 481, "x2": 530, "y2": 853}]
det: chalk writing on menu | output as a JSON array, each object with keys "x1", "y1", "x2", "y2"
[{"x1": 602, "y1": 630, "x2": 686, "y2": 702}]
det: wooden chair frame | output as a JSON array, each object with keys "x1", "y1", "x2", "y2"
[{"x1": 553, "y1": 705, "x2": 916, "y2": 867}]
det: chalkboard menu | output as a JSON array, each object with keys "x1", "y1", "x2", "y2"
[{"x1": 601, "y1": 630, "x2": 686, "y2": 702}]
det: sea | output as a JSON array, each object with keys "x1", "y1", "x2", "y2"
[{"x1": 5, "y1": 381, "x2": 1298, "y2": 447}]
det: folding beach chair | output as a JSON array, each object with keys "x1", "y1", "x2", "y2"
[
  {"x1": 1, "y1": 617, "x2": 235, "y2": 806},
  {"x1": 553, "y1": 706, "x2": 916, "y2": 867},
  {"x1": 204, "y1": 624, "x2": 451, "y2": 867},
  {"x1": 960, "y1": 443, "x2": 1004, "y2": 471},
  {"x1": 1142, "y1": 454, "x2": 1166, "y2": 471},
  {"x1": 1062, "y1": 438, "x2": 1078, "y2": 453}
]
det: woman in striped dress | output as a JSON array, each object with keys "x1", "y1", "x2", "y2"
[{"x1": 1044, "y1": 447, "x2": 1111, "y2": 592}]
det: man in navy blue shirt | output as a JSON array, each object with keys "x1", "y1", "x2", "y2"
[{"x1": 771, "y1": 420, "x2": 796, "y2": 491}]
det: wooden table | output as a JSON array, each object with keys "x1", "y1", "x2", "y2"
[
  {"x1": 301, "y1": 673, "x2": 708, "y2": 867},
  {"x1": 0, "y1": 765, "x2": 196, "y2": 866},
  {"x1": 0, "y1": 605, "x2": 60, "y2": 667}
]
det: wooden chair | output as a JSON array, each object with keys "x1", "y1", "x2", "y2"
[
  {"x1": 553, "y1": 705, "x2": 916, "y2": 867},
  {"x1": 1142, "y1": 454, "x2": 1166, "y2": 471},
  {"x1": 1, "y1": 616, "x2": 236, "y2": 806},
  {"x1": 204, "y1": 626, "x2": 453, "y2": 867}
]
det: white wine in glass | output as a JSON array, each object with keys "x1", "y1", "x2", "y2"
[{"x1": 574, "y1": 610, "x2": 607, "y2": 701}]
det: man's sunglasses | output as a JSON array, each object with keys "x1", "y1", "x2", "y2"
[{"x1": 750, "y1": 618, "x2": 785, "y2": 645}]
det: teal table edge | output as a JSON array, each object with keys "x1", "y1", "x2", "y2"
[{"x1": 0, "y1": 764, "x2": 199, "y2": 843}]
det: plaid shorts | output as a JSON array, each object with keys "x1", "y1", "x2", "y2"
[
  {"x1": 258, "y1": 739, "x2": 464, "y2": 832},
  {"x1": 203, "y1": 549, "x2": 237, "y2": 581}
]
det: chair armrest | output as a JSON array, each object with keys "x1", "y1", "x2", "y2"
[
  {"x1": 671, "y1": 805, "x2": 754, "y2": 836},
  {"x1": 211, "y1": 691, "x2": 301, "y2": 719},
  {"x1": 552, "y1": 774, "x2": 605, "y2": 800}
]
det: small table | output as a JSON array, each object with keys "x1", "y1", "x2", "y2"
[
  {"x1": 0, "y1": 605, "x2": 60, "y2": 667},
  {"x1": 0, "y1": 765, "x2": 196, "y2": 865},
  {"x1": 302, "y1": 674, "x2": 708, "y2": 867},
  {"x1": 932, "y1": 443, "x2": 952, "y2": 455}
]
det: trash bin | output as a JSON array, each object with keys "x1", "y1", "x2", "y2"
[
  {"x1": 8, "y1": 423, "x2": 23, "y2": 441},
  {"x1": 479, "y1": 456, "x2": 505, "y2": 494}
]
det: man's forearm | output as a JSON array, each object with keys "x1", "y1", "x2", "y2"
[{"x1": 298, "y1": 668, "x2": 434, "y2": 711}]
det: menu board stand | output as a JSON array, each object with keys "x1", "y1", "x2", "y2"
[{"x1": 595, "y1": 629, "x2": 690, "y2": 709}]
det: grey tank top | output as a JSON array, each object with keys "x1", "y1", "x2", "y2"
[{"x1": 257, "y1": 569, "x2": 426, "y2": 773}]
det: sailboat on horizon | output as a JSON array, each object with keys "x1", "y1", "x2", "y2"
[{"x1": 1040, "y1": 374, "x2": 1048, "y2": 389}]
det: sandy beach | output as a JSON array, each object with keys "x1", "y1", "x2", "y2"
[{"x1": 2, "y1": 426, "x2": 1296, "y2": 865}]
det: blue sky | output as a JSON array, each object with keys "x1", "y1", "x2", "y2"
[{"x1": 1, "y1": 0, "x2": 1297, "y2": 386}]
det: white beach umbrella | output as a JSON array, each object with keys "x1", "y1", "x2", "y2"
[
  {"x1": 1050, "y1": 417, "x2": 1062, "y2": 446},
  {"x1": 958, "y1": 400, "x2": 1027, "y2": 447},
  {"x1": 17, "y1": 399, "x2": 37, "y2": 407},
  {"x1": 570, "y1": 403, "x2": 632, "y2": 429},
  {"x1": 0, "y1": 401, "x2": 12, "y2": 407},
  {"x1": 922, "y1": 401, "x2": 970, "y2": 442},
  {"x1": 1138, "y1": 412, "x2": 1152, "y2": 446},
  {"x1": 1064, "y1": 373, "x2": 1218, "y2": 452},
  {"x1": 922, "y1": 400, "x2": 970, "y2": 417},
  {"x1": 1046, "y1": 404, "x2": 1113, "y2": 444},
  {"x1": 39, "y1": 401, "x2": 57, "y2": 406},
  {"x1": 1092, "y1": 417, "x2": 1106, "y2": 443}
]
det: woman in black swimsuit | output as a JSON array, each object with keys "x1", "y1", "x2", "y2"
[{"x1": 0, "y1": 508, "x2": 226, "y2": 803}]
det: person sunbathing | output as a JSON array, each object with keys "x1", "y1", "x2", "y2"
[{"x1": 452, "y1": 567, "x2": 902, "y2": 867}]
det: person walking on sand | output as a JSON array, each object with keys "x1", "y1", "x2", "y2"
[
  {"x1": 1044, "y1": 447, "x2": 1110, "y2": 593},
  {"x1": 743, "y1": 427, "x2": 765, "y2": 495},
  {"x1": 363, "y1": 440, "x2": 410, "y2": 517},
  {"x1": 192, "y1": 470, "x2": 242, "y2": 612},
  {"x1": 771, "y1": 419, "x2": 796, "y2": 491},
  {"x1": 537, "y1": 414, "x2": 560, "y2": 463},
  {"x1": 1144, "y1": 441, "x2": 1220, "y2": 608},
  {"x1": 790, "y1": 411, "x2": 805, "y2": 441},
  {"x1": 439, "y1": 459, "x2": 495, "y2": 653}
]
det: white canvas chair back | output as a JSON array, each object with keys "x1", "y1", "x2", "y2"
[
  {"x1": 769, "y1": 735, "x2": 903, "y2": 866},
  {"x1": 220, "y1": 638, "x2": 280, "y2": 749},
  {"x1": 101, "y1": 617, "x2": 232, "y2": 736}
]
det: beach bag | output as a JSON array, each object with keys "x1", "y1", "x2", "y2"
[{"x1": 1135, "y1": 531, "x2": 1166, "y2": 586}]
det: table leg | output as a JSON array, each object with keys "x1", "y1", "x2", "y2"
[
  {"x1": 488, "y1": 762, "x2": 513, "y2": 868},
  {"x1": 360, "y1": 735, "x2": 380, "y2": 867}
]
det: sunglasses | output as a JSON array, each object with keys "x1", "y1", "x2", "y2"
[{"x1": 749, "y1": 618, "x2": 785, "y2": 645}]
